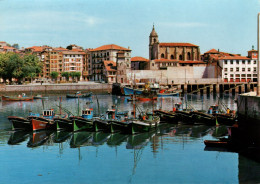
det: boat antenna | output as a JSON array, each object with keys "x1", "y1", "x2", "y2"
[{"x1": 95, "y1": 94, "x2": 100, "y2": 115}]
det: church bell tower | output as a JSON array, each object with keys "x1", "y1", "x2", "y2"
[{"x1": 149, "y1": 25, "x2": 159, "y2": 60}]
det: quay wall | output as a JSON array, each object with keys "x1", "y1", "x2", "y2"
[{"x1": 0, "y1": 82, "x2": 112, "y2": 94}]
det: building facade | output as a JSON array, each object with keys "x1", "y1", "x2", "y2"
[{"x1": 88, "y1": 44, "x2": 131, "y2": 82}]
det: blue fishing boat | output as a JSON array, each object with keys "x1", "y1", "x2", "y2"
[{"x1": 123, "y1": 86, "x2": 143, "y2": 96}]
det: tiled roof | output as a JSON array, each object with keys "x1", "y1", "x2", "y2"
[
  {"x1": 154, "y1": 58, "x2": 178, "y2": 63},
  {"x1": 26, "y1": 46, "x2": 43, "y2": 52},
  {"x1": 248, "y1": 49, "x2": 257, "y2": 52},
  {"x1": 53, "y1": 47, "x2": 68, "y2": 51},
  {"x1": 131, "y1": 56, "x2": 149, "y2": 62},
  {"x1": 205, "y1": 49, "x2": 219, "y2": 54},
  {"x1": 159, "y1": 43, "x2": 198, "y2": 47},
  {"x1": 104, "y1": 60, "x2": 116, "y2": 71},
  {"x1": 218, "y1": 55, "x2": 249, "y2": 60},
  {"x1": 91, "y1": 44, "x2": 131, "y2": 51},
  {"x1": 3, "y1": 46, "x2": 16, "y2": 50},
  {"x1": 179, "y1": 61, "x2": 205, "y2": 64},
  {"x1": 62, "y1": 50, "x2": 85, "y2": 55}
]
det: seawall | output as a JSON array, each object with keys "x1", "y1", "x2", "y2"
[{"x1": 0, "y1": 82, "x2": 112, "y2": 94}]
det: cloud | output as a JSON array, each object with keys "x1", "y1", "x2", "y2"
[{"x1": 1, "y1": 10, "x2": 104, "y2": 31}]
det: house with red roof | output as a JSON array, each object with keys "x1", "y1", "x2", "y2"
[
  {"x1": 131, "y1": 56, "x2": 149, "y2": 70},
  {"x1": 203, "y1": 47, "x2": 258, "y2": 82},
  {"x1": 103, "y1": 61, "x2": 117, "y2": 84}
]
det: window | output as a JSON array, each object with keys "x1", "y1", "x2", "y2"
[
  {"x1": 171, "y1": 55, "x2": 174, "y2": 59},
  {"x1": 230, "y1": 60, "x2": 233, "y2": 64},
  {"x1": 254, "y1": 60, "x2": 257, "y2": 64},
  {"x1": 242, "y1": 68, "x2": 245, "y2": 72},
  {"x1": 248, "y1": 68, "x2": 251, "y2": 72},
  {"x1": 242, "y1": 60, "x2": 245, "y2": 64},
  {"x1": 230, "y1": 68, "x2": 233, "y2": 72},
  {"x1": 230, "y1": 74, "x2": 234, "y2": 77},
  {"x1": 254, "y1": 67, "x2": 257, "y2": 71},
  {"x1": 161, "y1": 53, "x2": 165, "y2": 58},
  {"x1": 248, "y1": 60, "x2": 251, "y2": 64},
  {"x1": 236, "y1": 74, "x2": 240, "y2": 77},
  {"x1": 224, "y1": 68, "x2": 228, "y2": 72},
  {"x1": 187, "y1": 52, "x2": 191, "y2": 60},
  {"x1": 224, "y1": 61, "x2": 227, "y2": 64},
  {"x1": 179, "y1": 55, "x2": 183, "y2": 60},
  {"x1": 236, "y1": 67, "x2": 239, "y2": 71},
  {"x1": 236, "y1": 60, "x2": 239, "y2": 64},
  {"x1": 152, "y1": 63, "x2": 154, "y2": 66},
  {"x1": 247, "y1": 74, "x2": 251, "y2": 77}
]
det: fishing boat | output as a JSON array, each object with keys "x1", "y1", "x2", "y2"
[
  {"x1": 157, "y1": 89, "x2": 182, "y2": 97},
  {"x1": 54, "y1": 117, "x2": 73, "y2": 131},
  {"x1": 173, "y1": 103, "x2": 194, "y2": 124},
  {"x1": 191, "y1": 110, "x2": 216, "y2": 125},
  {"x1": 136, "y1": 88, "x2": 157, "y2": 102},
  {"x1": 66, "y1": 91, "x2": 92, "y2": 98},
  {"x1": 30, "y1": 109, "x2": 67, "y2": 131},
  {"x1": 8, "y1": 116, "x2": 32, "y2": 131},
  {"x1": 2, "y1": 93, "x2": 33, "y2": 101},
  {"x1": 70, "y1": 108, "x2": 94, "y2": 131},
  {"x1": 122, "y1": 86, "x2": 143, "y2": 96},
  {"x1": 153, "y1": 109, "x2": 177, "y2": 123},
  {"x1": 130, "y1": 112, "x2": 160, "y2": 134},
  {"x1": 93, "y1": 109, "x2": 116, "y2": 132}
]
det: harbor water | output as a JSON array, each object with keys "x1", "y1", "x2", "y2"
[{"x1": 0, "y1": 93, "x2": 259, "y2": 183}]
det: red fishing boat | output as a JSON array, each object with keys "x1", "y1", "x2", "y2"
[
  {"x1": 2, "y1": 93, "x2": 33, "y2": 101},
  {"x1": 31, "y1": 109, "x2": 58, "y2": 131}
]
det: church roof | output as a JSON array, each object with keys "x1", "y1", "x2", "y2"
[
  {"x1": 205, "y1": 49, "x2": 219, "y2": 54},
  {"x1": 159, "y1": 43, "x2": 198, "y2": 47},
  {"x1": 131, "y1": 56, "x2": 149, "y2": 62}
]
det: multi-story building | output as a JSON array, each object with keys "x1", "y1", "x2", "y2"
[
  {"x1": 62, "y1": 50, "x2": 85, "y2": 81},
  {"x1": 204, "y1": 48, "x2": 258, "y2": 82},
  {"x1": 88, "y1": 44, "x2": 131, "y2": 82}
]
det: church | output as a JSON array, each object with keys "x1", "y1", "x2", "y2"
[{"x1": 148, "y1": 25, "x2": 204, "y2": 70}]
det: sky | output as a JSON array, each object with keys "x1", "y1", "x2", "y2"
[{"x1": 0, "y1": 0, "x2": 260, "y2": 58}]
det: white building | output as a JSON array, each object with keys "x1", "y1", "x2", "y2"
[{"x1": 219, "y1": 50, "x2": 258, "y2": 82}]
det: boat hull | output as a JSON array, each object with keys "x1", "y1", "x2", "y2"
[
  {"x1": 153, "y1": 110, "x2": 177, "y2": 123},
  {"x1": 2, "y1": 96, "x2": 33, "y2": 101},
  {"x1": 71, "y1": 117, "x2": 93, "y2": 131},
  {"x1": 8, "y1": 116, "x2": 32, "y2": 131},
  {"x1": 123, "y1": 87, "x2": 143, "y2": 96},
  {"x1": 31, "y1": 117, "x2": 54, "y2": 131},
  {"x1": 54, "y1": 117, "x2": 73, "y2": 131},
  {"x1": 131, "y1": 116, "x2": 160, "y2": 134},
  {"x1": 66, "y1": 92, "x2": 92, "y2": 98}
]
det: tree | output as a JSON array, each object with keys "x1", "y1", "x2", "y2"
[
  {"x1": 50, "y1": 71, "x2": 59, "y2": 82},
  {"x1": 12, "y1": 44, "x2": 19, "y2": 50},
  {"x1": 70, "y1": 72, "x2": 81, "y2": 82},
  {"x1": 61, "y1": 72, "x2": 70, "y2": 81}
]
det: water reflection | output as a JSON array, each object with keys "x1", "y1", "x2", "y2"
[{"x1": 8, "y1": 131, "x2": 30, "y2": 145}]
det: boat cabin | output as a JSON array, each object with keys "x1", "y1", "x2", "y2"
[
  {"x1": 82, "y1": 108, "x2": 93, "y2": 119},
  {"x1": 43, "y1": 109, "x2": 55, "y2": 119},
  {"x1": 174, "y1": 103, "x2": 183, "y2": 111},
  {"x1": 106, "y1": 109, "x2": 116, "y2": 119},
  {"x1": 208, "y1": 105, "x2": 219, "y2": 114},
  {"x1": 146, "y1": 112, "x2": 154, "y2": 120}
]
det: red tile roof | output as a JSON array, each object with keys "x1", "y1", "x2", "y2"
[
  {"x1": 218, "y1": 55, "x2": 249, "y2": 60},
  {"x1": 53, "y1": 47, "x2": 68, "y2": 51},
  {"x1": 26, "y1": 46, "x2": 43, "y2": 52},
  {"x1": 91, "y1": 44, "x2": 131, "y2": 51},
  {"x1": 3, "y1": 46, "x2": 16, "y2": 50},
  {"x1": 179, "y1": 61, "x2": 205, "y2": 64},
  {"x1": 205, "y1": 49, "x2": 219, "y2": 54},
  {"x1": 159, "y1": 43, "x2": 198, "y2": 47},
  {"x1": 131, "y1": 56, "x2": 149, "y2": 62},
  {"x1": 104, "y1": 60, "x2": 117, "y2": 71}
]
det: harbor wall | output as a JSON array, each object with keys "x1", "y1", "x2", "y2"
[{"x1": 0, "y1": 82, "x2": 112, "y2": 94}]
